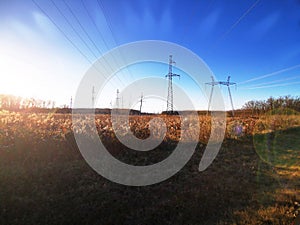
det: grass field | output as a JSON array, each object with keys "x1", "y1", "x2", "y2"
[{"x1": 0, "y1": 111, "x2": 299, "y2": 224}]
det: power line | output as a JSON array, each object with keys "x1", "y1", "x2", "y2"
[
  {"x1": 80, "y1": 0, "x2": 111, "y2": 53},
  {"x1": 63, "y1": 0, "x2": 103, "y2": 56},
  {"x1": 96, "y1": 0, "x2": 119, "y2": 49},
  {"x1": 80, "y1": 0, "x2": 129, "y2": 87},
  {"x1": 32, "y1": 0, "x2": 122, "y2": 104},
  {"x1": 220, "y1": 0, "x2": 260, "y2": 41},
  {"x1": 50, "y1": 0, "x2": 99, "y2": 59},
  {"x1": 210, "y1": 0, "x2": 260, "y2": 51},
  {"x1": 64, "y1": 0, "x2": 126, "y2": 89},
  {"x1": 31, "y1": 0, "x2": 95, "y2": 66},
  {"x1": 95, "y1": 0, "x2": 135, "y2": 81},
  {"x1": 52, "y1": 0, "x2": 128, "y2": 89}
]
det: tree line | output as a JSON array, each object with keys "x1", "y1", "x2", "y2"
[
  {"x1": 1, "y1": 94, "x2": 300, "y2": 114},
  {"x1": 0, "y1": 94, "x2": 56, "y2": 110},
  {"x1": 242, "y1": 95, "x2": 300, "y2": 115}
]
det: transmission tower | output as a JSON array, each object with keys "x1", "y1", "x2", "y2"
[
  {"x1": 206, "y1": 76, "x2": 236, "y2": 117},
  {"x1": 165, "y1": 55, "x2": 180, "y2": 113},
  {"x1": 139, "y1": 93, "x2": 144, "y2": 114},
  {"x1": 116, "y1": 89, "x2": 120, "y2": 108},
  {"x1": 92, "y1": 86, "x2": 95, "y2": 107},
  {"x1": 205, "y1": 76, "x2": 219, "y2": 115},
  {"x1": 70, "y1": 96, "x2": 72, "y2": 109}
]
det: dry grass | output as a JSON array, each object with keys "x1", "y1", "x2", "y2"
[{"x1": 0, "y1": 110, "x2": 299, "y2": 224}]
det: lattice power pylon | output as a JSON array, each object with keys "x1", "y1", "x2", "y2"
[
  {"x1": 206, "y1": 76, "x2": 236, "y2": 117},
  {"x1": 165, "y1": 55, "x2": 180, "y2": 113},
  {"x1": 116, "y1": 89, "x2": 120, "y2": 108},
  {"x1": 92, "y1": 86, "x2": 95, "y2": 107},
  {"x1": 139, "y1": 92, "x2": 144, "y2": 114},
  {"x1": 70, "y1": 96, "x2": 72, "y2": 109}
]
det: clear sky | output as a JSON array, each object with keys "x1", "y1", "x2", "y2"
[{"x1": 1, "y1": 0, "x2": 300, "y2": 111}]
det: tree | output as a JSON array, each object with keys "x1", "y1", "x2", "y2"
[{"x1": 243, "y1": 96, "x2": 300, "y2": 114}]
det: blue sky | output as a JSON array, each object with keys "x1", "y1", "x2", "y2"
[{"x1": 0, "y1": 0, "x2": 300, "y2": 111}]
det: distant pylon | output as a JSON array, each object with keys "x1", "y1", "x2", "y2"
[
  {"x1": 206, "y1": 76, "x2": 219, "y2": 115},
  {"x1": 139, "y1": 93, "x2": 144, "y2": 114},
  {"x1": 70, "y1": 96, "x2": 72, "y2": 109},
  {"x1": 223, "y1": 76, "x2": 236, "y2": 117},
  {"x1": 116, "y1": 89, "x2": 120, "y2": 108},
  {"x1": 92, "y1": 86, "x2": 95, "y2": 107},
  {"x1": 165, "y1": 55, "x2": 180, "y2": 113},
  {"x1": 206, "y1": 76, "x2": 236, "y2": 117}
]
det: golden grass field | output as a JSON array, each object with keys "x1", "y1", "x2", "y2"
[{"x1": 0, "y1": 110, "x2": 299, "y2": 224}]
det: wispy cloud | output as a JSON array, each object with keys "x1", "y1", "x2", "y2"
[
  {"x1": 250, "y1": 11, "x2": 281, "y2": 40},
  {"x1": 32, "y1": 12, "x2": 58, "y2": 38},
  {"x1": 198, "y1": 9, "x2": 221, "y2": 37},
  {"x1": 142, "y1": 8, "x2": 155, "y2": 35},
  {"x1": 240, "y1": 75, "x2": 300, "y2": 88},
  {"x1": 159, "y1": 7, "x2": 172, "y2": 34},
  {"x1": 123, "y1": 1, "x2": 172, "y2": 39},
  {"x1": 239, "y1": 64, "x2": 300, "y2": 84},
  {"x1": 123, "y1": 4, "x2": 141, "y2": 32},
  {"x1": 241, "y1": 81, "x2": 300, "y2": 90}
]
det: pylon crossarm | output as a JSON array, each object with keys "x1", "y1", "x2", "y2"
[
  {"x1": 219, "y1": 81, "x2": 236, "y2": 86},
  {"x1": 205, "y1": 76, "x2": 236, "y2": 117},
  {"x1": 205, "y1": 82, "x2": 220, "y2": 85}
]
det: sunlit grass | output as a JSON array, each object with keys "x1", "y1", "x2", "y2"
[{"x1": 0, "y1": 111, "x2": 300, "y2": 224}]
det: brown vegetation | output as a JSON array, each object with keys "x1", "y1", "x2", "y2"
[{"x1": 0, "y1": 110, "x2": 299, "y2": 224}]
